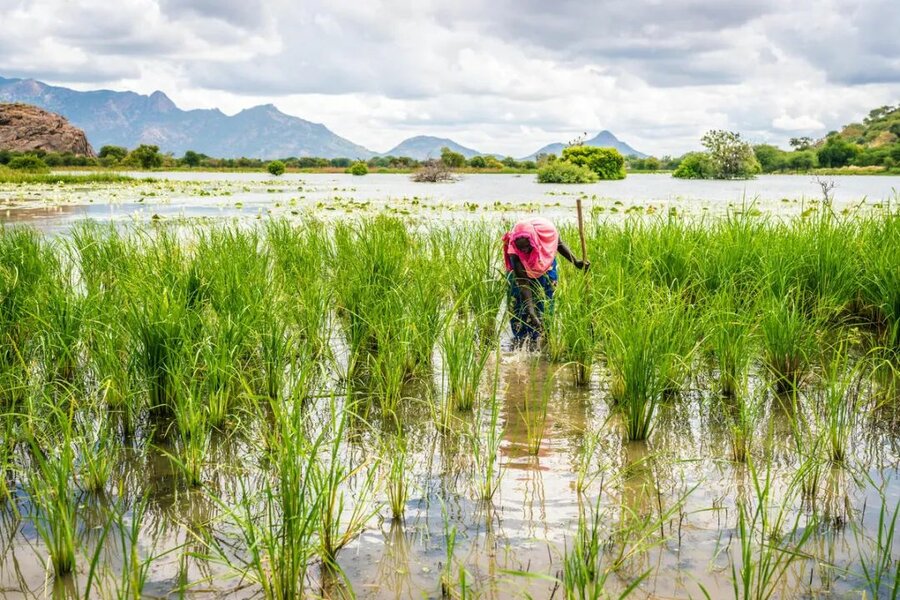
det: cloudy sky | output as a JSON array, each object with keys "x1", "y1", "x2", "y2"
[{"x1": 1, "y1": 0, "x2": 898, "y2": 156}]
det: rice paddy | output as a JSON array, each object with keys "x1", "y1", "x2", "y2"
[{"x1": 1, "y1": 190, "x2": 900, "y2": 598}]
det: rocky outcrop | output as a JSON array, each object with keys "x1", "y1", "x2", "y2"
[{"x1": 0, "y1": 103, "x2": 94, "y2": 156}]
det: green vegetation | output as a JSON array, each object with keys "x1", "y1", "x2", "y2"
[
  {"x1": 128, "y1": 144, "x2": 164, "y2": 169},
  {"x1": 673, "y1": 130, "x2": 760, "y2": 179},
  {"x1": 0, "y1": 167, "x2": 135, "y2": 183},
  {"x1": 562, "y1": 145, "x2": 626, "y2": 180},
  {"x1": 536, "y1": 145, "x2": 627, "y2": 183},
  {"x1": 347, "y1": 160, "x2": 369, "y2": 175},
  {"x1": 1, "y1": 204, "x2": 899, "y2": 597},
  {"x1": 537, "y1": 160, "x2": 599, "y2": 183},
  {"x1": 440, "y1": 146, "x2": 466, "y2": 169},
  {"x1": 7, "y1": 153, "x2": 49, "y2": 172},
  {"x1": 267, "y1": 159, "x2": 286, "y2": 176}
]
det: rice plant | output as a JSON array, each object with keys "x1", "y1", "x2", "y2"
[
  {"x1": 731, "y1": 461, "x2": 816, "y2": 600},
  {"x1": 818, "y1": 342, "x2": 860, "y2": 465},
  {"x1": 759, "y1": 292, "x2": 817, "y2": 393},
  {"x1": 314, "y1": 398, "x2": 379, "y2": 566},
  {"x1": 471, "y1": 354, "x2": 504, "y2": 501},
  {"x1": 604, "y1": 286, "x2": 682, "y2": 441},
  {"x1": 25, "y1": 401, "x2": 78, "y2": 577},
  {"x1": 853, "y1": 487, "x2": 900, "y2": 599},
  {"x1": 384, "y1": 433, "x2": 410, "y2": 521},
  {"x1": 546, "y1": 270, "x2": 598, "y2": 386},
  {"x1": 441, "y1": 313, "x2": 491, "y2": 411},
  {"x1": 706, "y1": 287, "x2": 757, "y2": 396}
]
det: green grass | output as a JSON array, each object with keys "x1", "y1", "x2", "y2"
[{"x1": 0, "y1": 168, "x2": 136, "y2": 184}]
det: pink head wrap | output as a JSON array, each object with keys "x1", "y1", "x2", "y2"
[{"x1": 502, "y1": 217, "x2": 559, "y2": 278}]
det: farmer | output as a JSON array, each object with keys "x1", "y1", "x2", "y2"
[{"x1": 503, "y1": 217, "x2": 589, "y2": 345}]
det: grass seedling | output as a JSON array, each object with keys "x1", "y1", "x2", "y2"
[
  {"x1": 384, "y1": 433, "x2": 410, "y2": 521},
  {"x1": 315, "y1": 397, "x2": 379, "y2": 566},
  {"x1": 853, "y1": 486, "x2": 900, "y2": 599},
  {"x1": 521, "y1": 362, "x2": 555, "y2": 456},
  {"x1": 471, "y1": 351, "x2": 504, "y2": 501},
  {"x1": 25, "y1": 402, "x2": 78, "y2": 577},
  {"x1": 731, "y1": 460, "x2": 816, "y2": 600},
  {"x1": 818, "y1": 342, "x2": 860, "y2": 465},
  {"x1": 727, "y1": 375, "x2": 761, "y2": 463}
]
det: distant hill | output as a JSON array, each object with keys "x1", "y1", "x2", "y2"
[
  {"x1": 0, "y1": 75, "x2": 649, "y2": 161},
  {"x1": 0, "y1": 76, "x2": 374, "y2": 159},
  {"x1": 381, "y1": 136, "x2": 483, "y2": 160},
  {"x1": 523, "y1": 130, "x2": 646, "y2": 160},
  {"x1": 833, "y1": 105, "x2": 899, "y2": 148}
]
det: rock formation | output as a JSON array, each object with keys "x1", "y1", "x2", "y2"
[{"x1": 0, "y1": 103, "x2": 94, "y2": 156}]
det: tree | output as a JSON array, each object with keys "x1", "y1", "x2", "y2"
[
  {"x1": 440, "y1": 147, "x2": 466, "y2": 169},
  {"x1": 501, "y1": 156, "x2": 520, "y2": 169},
  {"x1": 330, "y1": 158, "x2": 351, "y2": 168},
  {"x1": 789, "y1": 137, "x2": 813, "y2": 151},
  {"x1": 181, "y1": 150, "x2": 201, "y2": 168},
  {"x1": 128, "y1": 145, "x2": 163, "y2": 169},
  {"x1": 267, "y1": 160, "x2": 286, "y2": 176},
  {"x1": 698, "y1": 130, "x2": 760, "y2": 178},
  {"x1": 468, "y1": 155, "x2": 487, "y2": 168},
  {"x1": 561, "y1": 145, "x2": 626, "y2": 180},
  {"x1": 817, "y1": 135, "x2": 861, "y2": 168},
  {"x1": 98, "y1": 145, "x2": 128, "y2": 162}
]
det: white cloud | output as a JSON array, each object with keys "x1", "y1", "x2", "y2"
[{"x1": 0, "y1": 0, "x2": 897, "y2": 156}]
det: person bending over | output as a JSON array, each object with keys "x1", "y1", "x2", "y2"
[{"x1": 502, "y1": 217, "x2": 589, "y2": 346}]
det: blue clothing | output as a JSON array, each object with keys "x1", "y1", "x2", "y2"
[{"x1": 507, "y1": 257, "x2": 558, "y2": 342}]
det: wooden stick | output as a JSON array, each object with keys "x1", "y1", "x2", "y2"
[{"x1": 576, "y1": 198, "x2": 587, "y2": 263}]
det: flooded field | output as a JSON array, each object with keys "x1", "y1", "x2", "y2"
[
  {"x1": 2, "y1": 172, "x2": 900, "y2": 231},
  {"x1": 0, "y1": 176, "x2": 899, "y2": 599}
]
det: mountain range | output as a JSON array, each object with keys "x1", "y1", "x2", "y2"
[{"x1": 0, "y1": 75, "x2": 646, "y2": 159}]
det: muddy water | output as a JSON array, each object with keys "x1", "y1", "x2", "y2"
[
  {"x1": 2, "y1": 348, "x2": 897, "y2": 598},
  {"x1": 2, "y1": 173, "x2": 900, "y2": 231}
]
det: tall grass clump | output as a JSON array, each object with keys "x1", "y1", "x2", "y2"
[
  {"x1": 440, "y1": 313, "x2": 491, "y2": 411},
  {"x1": 314, "y1": 399, "x2": 378, "y2": 566},
  {"x1": 817, "y1": 343, "x2": 860, "y2": 465},
  {"x1": 604, "y1": 286, "x2": 690, "y2": 441},
  {"x1": 25, "y1": 400, "x2": 79, "y2": 577},
  {"x1": 0, "y1": 227, "x2": 55, "y2": 368},
  {"x1": 705, "y1": 287, "x2": 757, "y2": 396},
  {"x1": 759, "y1": 292, "x2": 818, "y2": 393},
  {"x1": 546, "y1": 270, "x2": 598, "y2": 386}
]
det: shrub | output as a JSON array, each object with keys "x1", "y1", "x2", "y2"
[
  {"x1": 673, "y1": 152, "x2": 715, "y2": 179},
  {"x1": 468, "y1": 155, "x2": 487, "y2": 168},
  {"x1": 267, "y1": 160, "x2": 286, "y2": 176},
  {"x1": 7, "y1": 154, "x2": 49, "y2": 172},
  {"x1": 561, "y1": 146, "x2": 626, "y2": 179},
  {"x1": 347, "y1": 161, "x2": 368, "y2": 176},
  {"x1": 127, "y1": 144, "x2": 164, "y2": 170},
  {"x1": 536, "y1": 161, "x2": 598, "y2": 184}
]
